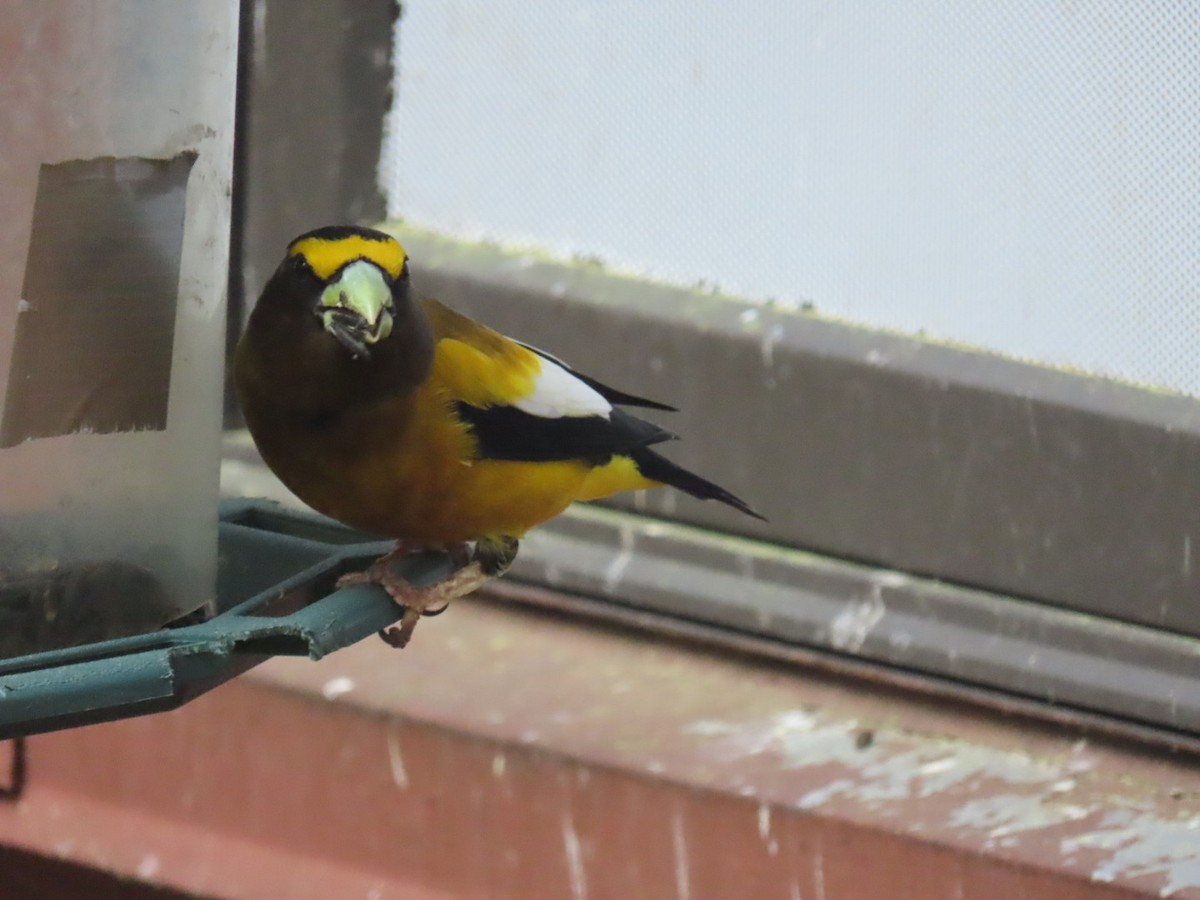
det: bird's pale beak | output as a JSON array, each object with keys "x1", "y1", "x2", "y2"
[{"x1": 318, "y1": 260, "x2": 395, "y2": 360}]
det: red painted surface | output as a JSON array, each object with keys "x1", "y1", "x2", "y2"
[{"x1": 0, "y1": 592, "x2": 1188, "y2": 898}]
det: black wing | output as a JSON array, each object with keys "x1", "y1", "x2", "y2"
[{"x1": 455, "y1": 402, "x2": 675, "y2": 464}]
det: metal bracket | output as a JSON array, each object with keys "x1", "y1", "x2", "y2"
[{"x1": 0, "y1": 500, "x2": 447, "y2": 740}]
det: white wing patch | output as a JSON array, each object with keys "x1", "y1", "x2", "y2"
[{"x1": 514, "y1": 355, "x2": 612, "y2": 419}]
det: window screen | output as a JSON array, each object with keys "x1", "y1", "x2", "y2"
[{"x1": 382, "y1": 2, "x2": 1199, "y2": 394}]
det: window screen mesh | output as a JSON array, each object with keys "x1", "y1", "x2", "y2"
[{"x1": 381, "y1": 3, "x2": 1200, "y2": 395}]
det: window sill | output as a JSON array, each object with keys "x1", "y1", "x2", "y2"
[{"x1": 0, "y1": 584, "x2": 1196, "y2": 898}]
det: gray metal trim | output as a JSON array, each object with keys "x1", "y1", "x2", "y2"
[
  {"x1": 513, "y1": 503, "x2": 1200, "y2": 738},
  {"x1": 389, "y1": 224, "x2": 1200, "y2": 641}
]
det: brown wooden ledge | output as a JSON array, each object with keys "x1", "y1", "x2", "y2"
[{"x1": 1, "y1": 580, "x2": 1198, "y2": 898}]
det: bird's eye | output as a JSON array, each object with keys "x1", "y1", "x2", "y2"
[{"x1": 291, "y1": 254, "x2": 313, "y2": 274}]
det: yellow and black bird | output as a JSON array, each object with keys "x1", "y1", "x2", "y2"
[{"x1": 235, "y1": 225, "x2": 761, "y2": 647}]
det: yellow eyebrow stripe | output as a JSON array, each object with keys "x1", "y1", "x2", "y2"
[{"x1": 288, "y1": 234, "x2": 408, "y2": 280}]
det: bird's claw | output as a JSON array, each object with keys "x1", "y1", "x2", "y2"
[{"x1": 344, "y1": 539, "x2": 516, "y2": 649}]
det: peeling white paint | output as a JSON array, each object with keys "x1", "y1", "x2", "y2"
[
  {"x1": 671, "y1": 810, "x2": 691, "y2": 900},
  {"x1": 757, "y1": 803, "x2": 772, "y2": 841},
  {"x1": 798, "y1": 778, "x2": 855, "y2": 810},
  {"x1": 888, "y1": 631, "x2": 913, "y2": 651},
  {"x1": 918, "y1": 757, "x2": 958, "y2": 777},
  {"x1": 321, "y1": 675, "x2": 355, "y2": 700},
  {"x1": 137, "y1": 854, "x2": 160, "y2": 879},
  {"x1": 683, "y1": 707, "x2": 1200, "y2": 896},
  {"x1": 561, "y1": 810, "x2": 588, "y2": 900},
  {"x1": 691, "y1": 707, "x2": 1075, "y2": 812},
  {"x1": 685, "y1": 708, "x2": 1100, "y2": 829},
  {"x1": 829, "y1": 587, "x2": 886, "y2": 653},
  {"x1": 603, "y1": 525, "x2": 636, "y2": 594},
  {"x1": 1062, "y1": 813, "x2": 1200, "y2": 895},
  {"x1": 761, "y1": 323, "x2": 785, "y2": 367},
  {"x1": 1066, "y1": 742, "x2": 1095, "y2": 773},
  {"x1": 949, "y1": 793, "x2": 1089, "y2": 839},
  {"x1": 813, "y1": 840, "x2": 826, "y2": 900},
  {"x1": 857, "y1": 743, "x2": 1053, "y2": 807},
  {"x1": 385, "y1": 724, "x2": 409, "y2": 789},
  {"x1": 686, "y1": 710, "x2": 849, "y2": 769}
]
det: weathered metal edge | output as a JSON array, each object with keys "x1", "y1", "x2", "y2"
[{"x1": 510, "y1": 503, "x2": 1200, "y2": 742}]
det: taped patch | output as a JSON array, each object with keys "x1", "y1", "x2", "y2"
[{"x1": 0, "y1": 153, "x2": 195, "y2": 447}]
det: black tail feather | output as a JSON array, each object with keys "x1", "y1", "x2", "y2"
[{"x1": 630, "y1": 448, "x2": 766, "y2": 521}]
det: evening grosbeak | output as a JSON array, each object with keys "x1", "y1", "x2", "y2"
[{"x1": 235, "y1": 226, "x2": 761, "y2": 647}]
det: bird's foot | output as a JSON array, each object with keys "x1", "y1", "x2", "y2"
[
  {"x1": 375, "y1": 562, "x2": 490, "y2": 648},
  {"x1": 339, "y1": 538, "x2": 519, "y2": 649}
]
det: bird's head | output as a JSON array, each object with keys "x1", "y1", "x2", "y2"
[
  {"x1": 238, "y1": 225, "x2": 434, "y2": 417},
  {"x1": 284, "y1": 225, "x2": 411, "y2": 362}
]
